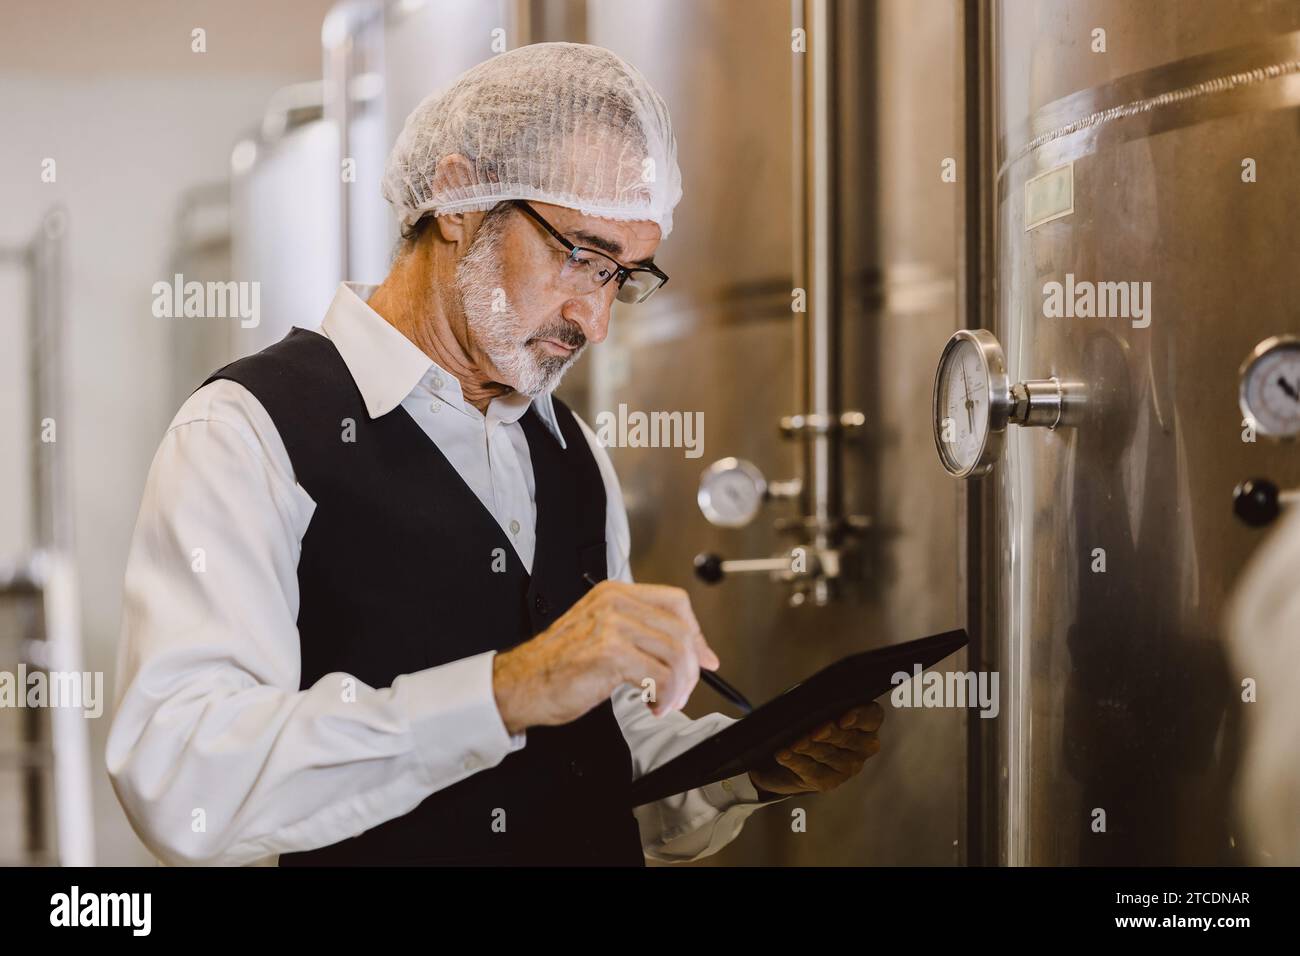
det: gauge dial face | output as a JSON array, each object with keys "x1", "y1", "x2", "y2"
[
  {"x1": 698, "y1": 458, "x2": 766, "y2": 527},
  {"x1": 1240, "y1": 337, "x2": 1300, "y2": 439},
  {"x1": 933, "y1": 330, "x2": 1007, "y2": 477}
]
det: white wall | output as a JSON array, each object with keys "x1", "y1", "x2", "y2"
[{"x1": 0, "y1": 0, "x2": 334, "y2": 865}]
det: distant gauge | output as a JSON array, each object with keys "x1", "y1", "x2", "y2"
[
  {"x1": 697, "y1": 458, "x2": 767, "y2": 527},
  {"x1": 1240, "y1": 335, "x2": 1300, "y2": 439}
]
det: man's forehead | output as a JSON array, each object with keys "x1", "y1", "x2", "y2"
[{"x1": 531, "y1": 201, "x2": 661, "y2": 264}]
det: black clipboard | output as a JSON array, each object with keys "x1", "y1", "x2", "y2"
[{"x1": 627, "y1": 628, "x2": 968, "y2": 807}]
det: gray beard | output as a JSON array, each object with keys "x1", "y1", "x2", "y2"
[{"x1": 455, "y1": 219, "x2": 586, "y2": 398}]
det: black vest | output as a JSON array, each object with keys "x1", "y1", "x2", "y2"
[{"x1": 201, "y1": 327, "x2": 644, "y2": 866}]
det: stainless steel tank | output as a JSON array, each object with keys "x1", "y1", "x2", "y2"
[
  {"x1": 229, "y1": 87, "x2": 340, "y2": 354},
  {"x1": 382, "y1": 0, "x2": 523, "y2": 132},
  {"x1": 166, "y1": 185, "x2": 233, "y2": 404},
  {"x1": 969, "y1": 0, "x2": 1300, "y2": 865},
  {"x1": 587, "y1": 0, "x2": 964, "y2": 865}
]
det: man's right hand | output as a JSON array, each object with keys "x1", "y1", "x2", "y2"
[{"x1": 491, "y1": 580, "x2": 720, "y2": 735}]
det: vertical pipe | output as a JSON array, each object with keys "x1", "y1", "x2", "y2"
[
  {"x1": 324, "y1": 25, "x2": 354, "y2": 283},
  {"x1": 808, "y1": 0, "x2": 840, "y2": 540},
  {"x1": 31, "y1": 209, "x2": 69, "y2": 552},
  {"x1": 46, "y1": 551, "x2": 95, "y2": 865},
  {"x1": 794, "y1": 0, "x2": 843, "y2": 604},
  {"x1": 323, "y1": 1, "x2": 384, "y2": 283},
  {"x1": 792, "y1": 0, "x2": 807, "y2": 467},
  {"x1": 25, "y1": 211, "x2": 64, "y2": 859},
  {"x1": 958, "y1": 0, "x2": 1000, "y2": 866}
]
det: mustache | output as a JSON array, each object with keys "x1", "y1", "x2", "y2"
[{"x1": 527, "y1": 323, "x2": 587, "y2": 350}]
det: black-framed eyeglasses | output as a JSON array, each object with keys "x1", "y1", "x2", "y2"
[{"x1": 511, "y1": 200, "x2": 669, "y2": 304}]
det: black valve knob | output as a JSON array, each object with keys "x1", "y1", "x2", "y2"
[
  {"x1": 1233, "y1": 478, "x2": 1280, "y2": 527},
  {"x1": 693, "y1": 552, "x2": 725, "y2": 584}
]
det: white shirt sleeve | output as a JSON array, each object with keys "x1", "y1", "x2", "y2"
[
  {"x1": 1226, "y1": 505, "x2": 1300, "y2": 863},
  {"x1": 574, "y1": 413, "x2": 788, "y2": 863},
  {"x1": 106, "y1": 380, "x2": 525, "y2": 867}
]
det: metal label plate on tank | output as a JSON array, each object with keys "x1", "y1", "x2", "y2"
[{"x1": 1024, "y1": 161, "x2": 1074, "y2": 231}]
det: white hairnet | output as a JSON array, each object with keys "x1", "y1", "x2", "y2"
[{"x1": 382, "y1": 42, "x2": 682, "y2": 238}]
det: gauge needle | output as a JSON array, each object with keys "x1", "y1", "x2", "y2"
[
  {"x1": 961, "y1": 363, "x2": 975, "y2": 431},
  {"x1": 1278, "y1": 375, "x2": 1300, "y2": 402}
]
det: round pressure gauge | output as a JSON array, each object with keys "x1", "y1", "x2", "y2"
[
  {"x1": 932, "y1": 329, "x2": 1012, "y2": 478},
  {"x1": 1239, "y1": 335, "x2": 1300, "y2": 439},
  {"x1": 697, "y1": 458, "x2": 767, "y2": 527}
]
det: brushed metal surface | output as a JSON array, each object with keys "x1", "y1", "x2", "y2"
[
  {"x1": 982, "y1": 0, "x2": 1300, "y2": 864},
  {"x1": 585, "y1": 0, "x2": 964, "y2": 865}
]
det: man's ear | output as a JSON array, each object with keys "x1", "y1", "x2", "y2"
[
  {"x1": 433, "y1": 209, "x2": 491, "y2": 247},
  {"x1": 431, "y1": 153, "x2": 477, "y2": 244},
  {"x1": 434, "y1": 211, "x2": 468, "y2": 244}
]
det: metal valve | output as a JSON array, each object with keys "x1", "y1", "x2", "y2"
[{"x1": 693, "y1": 552, "x2": 802, "y2": 584}]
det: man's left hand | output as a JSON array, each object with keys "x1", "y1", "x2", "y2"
[{"x1": 747, "y1": 702, "x2": 884, "y2": 797}]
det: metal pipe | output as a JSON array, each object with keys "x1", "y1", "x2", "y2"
[
  {"x1": 791, "y1": 0, "x2": 845, "y2": 606},
  {"x1": 791, "y1": 0, "x2": 807, "y2": 458},
  {"x1": 27, "y1": 213, "x2": 61, "y2": 861},
  {"x1": 30, "y1": 208, "x2": 69, "y2": 552},
  {"x1": 14, "y1": 208, "x2": 95, "y2": 864},
  {"x1": 959, "y1": 0, "x2": 998, "y2": 868},
  {"x1": 322, "y1": 1, "x2": 384, "y2": 282},
  {"x1": 805, "y1": 0, "x2": 840, "y2": 545}
]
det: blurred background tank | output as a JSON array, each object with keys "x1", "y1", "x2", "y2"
[
  {"x1": 229, "y1": 83, "x2": 339, "y2": 357},
  {"x1": 218, "y1": 0, "x2": 525, "y2": 368},
  {"x1": 580, "y1": 0, "x2": 964, "y2": 865},
  {"x1": 166, "y1": 184, "x2": 233, "y2": 407},
  {"x1": 963, "y1": 0, "x2": 1300, "y2": 865}
]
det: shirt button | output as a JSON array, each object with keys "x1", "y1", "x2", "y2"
[
  {"x1": 463, "y1": 755, "x2": 480, "y2": 771},
  {"x1": 429, "y1": 400, "x2": 440, "y2": 413},
  {"x1": 534, "y1": 594, "x2": 549, "y2": 615},
  {"x1": 722, "y1": 779, "x2": 734, "y2": 793},
  {"x1": 509, "y1": 519, "x2": 520, "y2": 535},
  {"x1": 432, "y1": 375, "x2": 445, "y2": 390}
]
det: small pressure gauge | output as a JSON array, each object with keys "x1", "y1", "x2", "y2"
[
  {"x1": 1239, "y1": 335, "x2": 1300, "y2": 439},
  {"x1": 698, "y1": 458, "x2": 767, "y2": 527},
  {"x1": 932, "y1": 329, "x2": 1083, "y2": 478},
  {"x1": 932, "y1": 330, "x2": 1012, "y2": 478}
]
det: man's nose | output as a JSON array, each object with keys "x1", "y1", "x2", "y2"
[{"x1": 562, "y1": 290, "x2": 614, "y2": 345}]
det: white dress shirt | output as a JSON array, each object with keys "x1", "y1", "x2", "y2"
[
  {"x1": 1226, "y1": 505, "x2": 1300, "y2": 863},
  {"x1": 107, "y1": 282, "x2": 779, "y2": 867}
]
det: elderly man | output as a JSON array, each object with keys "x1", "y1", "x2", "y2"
[{"x1": 108, "y1": 42, "x2": 881, "y2": 867}]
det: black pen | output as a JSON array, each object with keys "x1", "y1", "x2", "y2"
[{"x1": 583, "y1": 571, "x2": 753, "y2": 714}]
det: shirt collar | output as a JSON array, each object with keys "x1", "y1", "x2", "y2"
[{"x1": 318, "y1": 282, "x2": 567, "y2": 449}]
